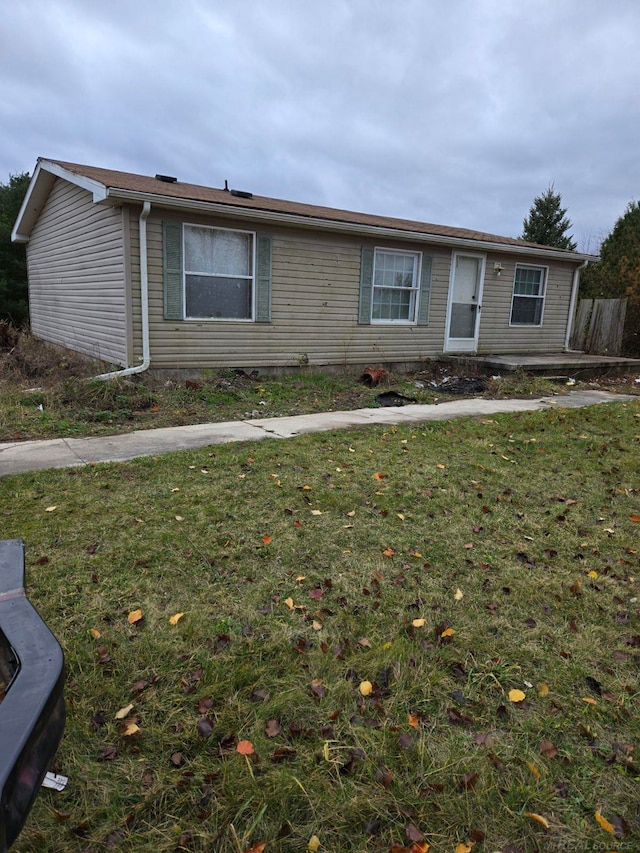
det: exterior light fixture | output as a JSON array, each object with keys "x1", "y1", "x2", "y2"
[{"x1": 494, "y1": 262, "x2": 503, "y2": 276}]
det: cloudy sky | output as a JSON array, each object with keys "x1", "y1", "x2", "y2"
[{"x1": 2, "y1": 0, "x2": 639, "y2": 250}]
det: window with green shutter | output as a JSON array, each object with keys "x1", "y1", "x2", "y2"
[
  {"x1": 359, "y1": 246, "x2": 432, "y2": 324},
  {"x1": 163, "y1": 221, "x2": 272, "y2": 322}
]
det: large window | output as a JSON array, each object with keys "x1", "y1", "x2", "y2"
[
  {"x1": 510, "y1": 265, "x2": 547, "y2": 326},
  {"x1": 184, "y1": 225, "x2": 254, "y2": 320},
  {"x1": 371, "y1": 249, "x2": 421, "y2": 322}
]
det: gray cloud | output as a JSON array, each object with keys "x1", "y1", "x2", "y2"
[{"x1": 2, "y1": 0, "x2": 639, "y2": 249}]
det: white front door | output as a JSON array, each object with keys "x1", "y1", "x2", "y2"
[{"x1": 445, "y1": 253, "x2": 485, "y2": 352}]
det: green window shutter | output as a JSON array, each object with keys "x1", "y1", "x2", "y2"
[
  {"x1": 255, "y1": 235, "x2": 272, "y2": 323},
  {"x1": 163, "y1": 221, "x2": 183, "y2": 320},
  {"x1": 417, "y1": 254, "x2": 433, "y2": 325},
  {"x1": 358, "y1": 246, "x2": 374, "y2": 324}
]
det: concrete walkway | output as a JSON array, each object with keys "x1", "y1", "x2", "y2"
[{"x1": 0, "y1": 390, "x2": 634, "y2": 477}]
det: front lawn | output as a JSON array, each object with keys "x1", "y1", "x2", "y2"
[{"x1": 2, "y1": 400, "x2": 639, "y2": 852}]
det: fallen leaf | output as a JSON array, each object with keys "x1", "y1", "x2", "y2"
[
  {"x1": 262, "y1": 535, "x2": 272, "y2": 544},
  {"x1": 284, "y1": 597, "x2": 295, "y2": 610},
  {"x1": 265, "y1": 719, "x2": 282, "y2": 738},
  {"x1": 359, "y1": 680, "x2": 373, "y2": 696},
  {"x1": 236, "y1": 740, "x2": 255, "y2": 755},
  {"x1": 383, "y1": 548, "x2": 395, "y2": 557},
  {"x1": 174, "y1": 515, "x2": 185, "y2": 522},
  {"x1": 373, "y1": 472, "x2": 387, "y2": 480},
  {"x1": 526, "y1": 761, "x2": 541, "y2": 780},
  {"x1": 412, "y1": 618, "x2": 426, "y2": 628},
  {"x1": 245, "y1": 843, "x2": 266, "y2": 853},
  {"x1": 455, "y1": 843, "x2": 475, "y2": 853},
  {"x1": 90, "y1": 628, "x2": 101, "y2": 639},
  {"x1": 115, "y1": 703, "x2": 134, "y2": 720},
  {"x1": 169, "y1": 612, "x2": 184, "y2": 625},
  {"x1": 346, "y1": 510, "x2": 356, "y2": 517},
  {"x1": 196, "y1": 717, "x2": 214, "y2": 738},
  {"x1": 308, "y1": 834, "x2": 321, "y2": 852},
  {"x1": 630, "y1": 514, "x2": 640, "y2": 522},
  {"x1": 525, "y1": 812, "x2": 550, "y2": 829},
  {"x1": 594, "y1": 811, "x2": 615, "y2": 834},
  {"x1": 436, "y1": 463, "x2": 446, "y2": 469},
  {"x1": 582, "y1": 697, "x2": 598, "y2": 705},
  {"x1": 440, "y1": 627, "x2": 455, "y2": 638},
  {"x1": 538, "y1": 683, "x2": 550, "y2": 697},
  {"x1": 405, "y1": 823, "x2": 424, "y2": 843},
  {"x1": 539, "y1": 739, "x2": 558, "y2": 758},
  {"x1": 408, "y1": 712, "x2": 419, "y2": 728},
  {"x1": 508, "y1": 689, "x2": 526, "y2": 703},
  {"x1": 127, "y1": 609, "x2": 143, "y2": 625},
  {"x1": 45, "y1": 506, "x2": 57, "y2": 512},
  {"x1": 122, "y1": 721, "x2": 139, "y2": 737},
  {"x1": 454, "y1": 588, "x2": 464, "y2": 601},
  {"x1": 310, "y1": 509, "x2": 323, "y2": 515}
]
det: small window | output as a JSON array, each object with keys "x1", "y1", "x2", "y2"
[
  {"x1": 371, "y1": 249, "x2": 420, "y2": 322},
  {"x1": 184, "y1": 225, "x2": 254, "y2": 320},
  {"x1": 510, "y1": 265, "x2": 546, "y2": 326}
]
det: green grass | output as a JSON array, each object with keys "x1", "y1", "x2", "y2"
[{"x1": 2, "y1": 400, "x2": 639, "y2": 852}]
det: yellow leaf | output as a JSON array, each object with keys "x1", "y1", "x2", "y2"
[
  {"x1": 284, "y1": 597, "x2": 295, "y2": 610},
  {"x1": 436, "y1": 464, "x2": 446, "y2": 469},
  {"x1": 508, "y1": 689, "x2": 526, "y2": 703},
  {"x1": 582, "y1": 697, "x2": 598, "y2": 705},
  {"x1": 296, "y1": 575, "x2": 306, "y2": 582},
  {"x1": 454, "y1": 588, "x2": 464, "y2": 601},
  {"x1": 127, "y1": 609, "x2": 143, "y2": 625},
  {"x1": 455, "y1": 843, "x2": 475, "y2": 853},
  {"x1": 169, "y1": 612, "x2": 184, "y2": 625},
  {"x1": 588, "y1": 570, "x2": 599, "y2": 578},
  {"x1": 359, "y1": 680, "x2": 373, "y2": 696},
  {"x1": 45, "y1": 506, "x2": 57, "y2": 512},
  {"x1": 346, "y1": 510, "x2": 356, "y2": 517},
  {"x1": 538, "y1": 683, "x2": 550, "y2": 697},
  {"x1": 526, "y1": 761, "x2": 541, "y2": 780},
  {"x1": 312, "y1": 620, "x2": 323, "y2": 631},
  {"x1": 122, "y1": 722, "x2": 140, "y2": 736},
  {"x1": 310, "y1": 509, "x2": 323, "y2": 515},
  {"x1": 440, "y1": 627, "x2": 455, "y2": 638},
  {"x1": 397, "y1": 513, "x2": 405, "y2": 521},
  {"x1": 594, "y1": 811, "x2": 616, "y2": 834},
  {"x1": 115, "y1": 703, "x2": 134, "y2": 720},
  {"x1": 408, "y1": 712, "x2": 419, "y2": 728},
  {"x1": 90, "y1": 628, "x2": 101, "y2": 639},
  {"x1": 171, "y1": 487, "x2": 180, "y2": 493},
  {"x1": 308, "y1": 835, "x2": 321, "y2": 852},
  {"x1": 412, "y1": 618, "x2": 426, "y2": 628},
  {"x1": 174, "y1": 515, "x2": 184, "y2": 522},
  {"x1": 302, "y1": 484, "x2": 312, "y2": 490},
  {"x1": 525, "y1": 812, "x2": 550, "y2": 829}
]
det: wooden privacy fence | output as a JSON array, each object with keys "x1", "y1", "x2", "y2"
[{"x1": 570, "y1": 298, "x2": 627, "y2": 355}]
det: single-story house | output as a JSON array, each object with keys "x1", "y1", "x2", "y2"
[{"x1": 12, "y1": 158, "x2": 593, "y2": 375}]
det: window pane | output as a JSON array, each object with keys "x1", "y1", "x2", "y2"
[
  {"x1": 514, "y1": 267, "x2": 543, "y2": 296},
  {"x1": 186, "y1": 275, "x2": 252, "y2": 319},
  {"x1": 511, "y1": 296, "x2": 543, "y2": 325},
  {"x1": 372, "y1": 287, "x2": 413, "y2": 320},
  {"x1": 449, "y1": 302, "x2": 477, "y2": 337},
  {"x1": 185, "y1": 227, "x2": 252, "y2": 276}
]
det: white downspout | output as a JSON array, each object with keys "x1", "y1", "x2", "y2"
[
  {"x1": 95, "y1": 201, "x2": 152, "y2": 380},
  {"x1": 564, "y1": 259, "x2": 589, "y2": 352}
]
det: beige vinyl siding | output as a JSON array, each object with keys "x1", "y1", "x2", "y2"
[
  {"x1": 477, "y1": 254, "x2": 575, "y2": 353},
  {"x1": 127, "y1": 209, "x2": 451, "y2": 369},
  {"x1": 27, "y1": 179, "x2": 127, "y2": 365}
]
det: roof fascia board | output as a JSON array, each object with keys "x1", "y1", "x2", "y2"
[
  {"x1": 39, "y1": 159, "x2": 108, "y2": 202},
  {"x1": 107, "y1": 188, "x2": 592, "y2": 263},
  {"x1": 12, "y1": 159, "x2": 109, "y2": 242}
]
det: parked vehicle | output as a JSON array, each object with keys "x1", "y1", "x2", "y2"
[{"x1": 0, "y1": 539, "x2": 65, "y2": 851}]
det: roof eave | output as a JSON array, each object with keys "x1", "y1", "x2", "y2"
[{"x1": 107, "y1": 188, "x2": 594, "y2": 262}]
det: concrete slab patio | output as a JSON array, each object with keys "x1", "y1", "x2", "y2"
[{"x1": 0, "y1": 390, "x2": 635, "y2": 477}]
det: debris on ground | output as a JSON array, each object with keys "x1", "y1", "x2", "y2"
[
  {"x1": 359, "y1": 366, "x2": 388, "y2": 387},
  {"x1": 428, "y1": 376, "x2": 488, "y2": 395},
  {"x1": 375, "y1": 390, "x2": 418, "y2": 407}
]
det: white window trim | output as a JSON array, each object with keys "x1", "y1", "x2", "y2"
[
  {"x1": 183, "y1": 222, "x2": 257, "y2": 322},
  {"x1": 371, "y1": 247, "x2": 422, "y2": 324},
  {"x1": 509, "y1": 263, "x2": 548, "y2": 327}
]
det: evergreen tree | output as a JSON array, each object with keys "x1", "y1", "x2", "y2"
[
  {"x1": 521, "y1": 185, "x2": 577, "y2": 250},
  {"x1": 0, "y1": 172, "x2": 30, "y2": 326}
]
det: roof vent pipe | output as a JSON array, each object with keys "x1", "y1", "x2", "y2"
[{"x1": 94, "y1": 201, "x2": 152, "y2": 380}]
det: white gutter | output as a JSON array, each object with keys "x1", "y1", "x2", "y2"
[
  {"x1": 564, "y1": 259, "x2": 590, "y2": 351},
  {"x1": 104, "y1": 188, "x2": 595, "y2": 264},
  {"x1": 94, "y1": 201, "x2": 151, "y2": 380}
]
